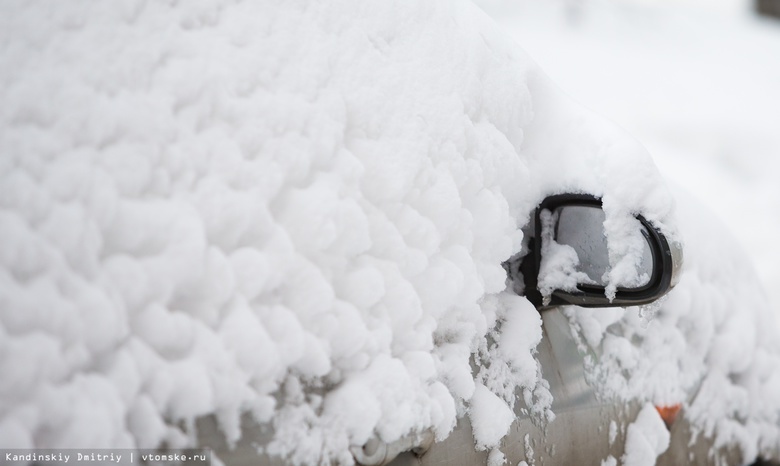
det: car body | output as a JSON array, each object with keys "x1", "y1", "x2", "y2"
[
  {"x1": 3, "y1": 1, "x2": 780, "y2": 466},
  {"x1": 190, "y1": 192, "x2": 751, "y2": 466},
  {"x1": 197, "y1": 309, "x2": 743, "y2": 466}
]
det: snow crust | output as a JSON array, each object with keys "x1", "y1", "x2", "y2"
[{"x1": 0, "y1": 0, "x2": 681, "y2": 464}]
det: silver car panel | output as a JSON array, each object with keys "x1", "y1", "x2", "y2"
[{"x1": 194, "y1": 309, "x2": 743, "y2": 465}]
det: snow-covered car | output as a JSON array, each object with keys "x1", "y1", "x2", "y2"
[
  {"x1": 3, "y1": 1, "x2": 780, "y2": 466},
  {"x1": 196, "y1": 192, "x2": 693, "y2": 465}
]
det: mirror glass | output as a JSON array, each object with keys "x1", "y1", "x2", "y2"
[{"x1": 555, "y1": 205, "x2": 653, "y2": 288}]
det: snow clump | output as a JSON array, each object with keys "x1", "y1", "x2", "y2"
[{"x1": 621, "y1": 403, "x2": 670, "y2": 466}]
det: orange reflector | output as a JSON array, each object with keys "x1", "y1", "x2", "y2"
[{"x1": 655, "y1": 404, "x2": 682, "y2": 430}]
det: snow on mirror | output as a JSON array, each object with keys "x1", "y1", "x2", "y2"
[
  {"x1": 518, "y1": 193, "x2": 680, "y2": 310},
  {"x1": 554, "y1": 205, "x2": 653, "y2": 288}
]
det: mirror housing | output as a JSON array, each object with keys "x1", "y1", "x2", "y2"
[{"x1": 514, "y1": 194, "x2": 682, "y2": 310}]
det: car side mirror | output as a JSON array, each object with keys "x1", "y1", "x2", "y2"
[{"x1": 512, "y1": 194, "x2": 683, "y2": 310}]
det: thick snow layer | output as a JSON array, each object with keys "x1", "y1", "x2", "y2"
[{"x1": 0, "y1": 0, "x2": 688, "y2": 464}]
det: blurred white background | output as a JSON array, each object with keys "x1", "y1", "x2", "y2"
[{"x1": 478, "y1": 0, "x2": 780, "y2": 310}]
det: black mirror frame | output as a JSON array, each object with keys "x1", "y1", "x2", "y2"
[{"x1": 518, "y1": 194, "x2": 678, "y2": 310}]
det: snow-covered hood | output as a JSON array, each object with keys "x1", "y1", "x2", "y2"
[{"x1": 0, "y1": 0, "x2": 680, "y2": 463}]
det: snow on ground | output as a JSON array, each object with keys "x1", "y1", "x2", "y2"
[{"x1": 1, "y1": 0, "x2": 779, "y2": 465}]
